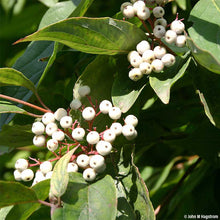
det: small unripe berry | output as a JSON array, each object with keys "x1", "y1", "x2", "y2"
[
  {"x1": 128, "y1": 68, "x2": 143, "y2": 81},
  {"x1": 161, "y1": 53, "x2": 176, "y2": 67},
  {"x1": 99, "y1": 100, "x2": 112, "y2": 114},
  {"x1": 76, "y1": 154, "x2": 90, "y2": 168},
  {"x1": 103, "y1": 129, "x2": 116, "y2": 143},
  {"x1": 142, "y1": 50, "x2": 155, "y2": 63},
  {"x1": 83, "y1": 168, "x2": 96, "y2": 181},
  {"x1": 122, "y1": 5, "x2": 135, "y2": 18},
  {"x1": 21, "y1": 169, "x2": 34, "y2": 182},
  {"x1": 176, "y1": 35, "x2": 186, "y2": 47},
  {"x1": 151, "y1": 59, "x2": 164, "y2": 73},
  {"x1": 153, "y1": 6, "x2": 165, "y2": 18},
  {"x1": 42, "y1": 112, "x2": 55, "y2": 125},
  {"x1": 136, "y1": 40, "x2": 150, "y2": 55},
  {"x1": 14, "y1": 170, "x2": 22, "y2": 181},
  {"x1": 86, "y1": 131, "x2": 100, "y2": 145},
  {"x1": 124, "y1": 115, "x2": 138, "y2": 127},
  {"x1": 130, "y1": 53, "x2": 142, "y2": 68},
  {"x1": 139, "y1": 62, "x2": 152, "y2": 74},
  {"x1": 72, "y1": 127, "x2": 85, "y2": 141},
  {"x1": 153, "y1": 25, "x2": 166, "y2": 38},
  {"x1": 70, "y1": 99, "x2": 82, "y2": 110},
  {"x1": 96, "y1": 141, "x2": 112, "y2": 156},
  {"x1": 60, "y1": 116, "x2": 73, "y2": 128},
  {"x1": 32, "y1": 121, "x2": 45, "y2": 135},
  {"x1": 170, "y1": 20, "x2": 185, "y2": 34},
  {"x1": 45, "y1": 122, "x2": 58, "y2": 136},
  {"x1": 47, "y1": 139, "x2": 59, "y2": 152},
  {"x1": 67, "y1": 162, "x2": 78, "y2": 172},
  {"x1": 40, "y1": 161, "x2": 53, "y2": 174},
  {"x1": 108, "y1": 107, "x2": 122, "y2": 120},
  {"x1": 154, "y1": 46, "x2": 166, "y2": 59},
  {"x1": 33, "y1": 135, "x2": 46, "y2": 147},
  {"x1": 133, "y1": 1, "x2": 145, "y2": 14},
  {"x1": 82, "y1": 107, "x2": 96, "y2": 121},
  {"x1": 165, "y1": 30, "x2": 177, "y2": 44},
  {"x1": 137, "y1": 6, "x2": 150, "y2": 20},
  {"x1": 89, "y1": 155, "x2": 105, "y2": 170},
  {"x1": 110, "y1": 122, "x2": 123, "y2": 136},
  {"x1": 154, "y1": 18, "x2": 167, "y2": 27},
  {"x1": 15, "y1": 159, "x2": 28, "y2": 171},
  {"x1": 52, "y1": 130, "x2": 65, "y2": 141},
  {"x1": 54, "y1": 108, "x2": 67, "y2": 121},
  {"x1": 78, "y1": 85, "x2": 91, "y2": 97},
  {"x1": 122, "y1": 124, "x2": 136, "y2": 137}
]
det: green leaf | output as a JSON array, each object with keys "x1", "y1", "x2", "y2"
[
  {"x1": 112, "y1": 55, "x2": 147, "y2": 113},
  {"x1": 50, "y1": 147, "x2": 78, "y2": 197},
  {"x1": 0, "y1": 124, "x2": 33, "y2": 148},
  {"x1": 0, "y1": 101, "x2": 26, "y2": 114},
  {"x1": 149, "y1": 53, "x2": 191, "y2": 104},
  {"x1": 175, "y1": 0, "x2": 187, "y2": 10},
  {"x1": 0, "y1": 68, "x2": 36, "y2": 93},
  {"x1": 188, "y1": 0, "x2": 220, "y2": 74},
  {"x1": 71, "y1": 0, "x2": 94, "y2": 17},
  {"x1": 0, "y1": 181, "x2": 38, "y2": 208},
  {"x1": 6, "y1": 180, "x2": 50, "y2": 220},
  {"x1": 52, "y1": 173, "x2": 117, "y2": 220},
  {"x1": 191, "y1": 64, "x2": 220, "y2": 128},
  {"x1": 0, "y1": 206, "x2": 13, "y2": 219},
  {"x1": 38, "y1": 0, "x2": 58, "y2": 8},
  {"x1": 16, "y1": 17, "x2": 146, "y2": 55}
]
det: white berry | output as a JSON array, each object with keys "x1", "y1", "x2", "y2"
[
  {"x1": 67, "y1": 162, "x2": 78, "y2": 172},
  {"x1": 151, "y1": 59, "x2": 164, "y2": 73},
  {"x1": 124, "y1": 115, "x2": 138, "y2": 127},
  {"x1": 52, "y1": 130, "x2": 65, "y2": 141},
  {"x1": 170, "y1": 20, "x2": 185, "y2": 34},
  {"x1": 15, "y1": 159, "x2": 29, "y2": 171},
  {"x1": 136, "y1": 40, "x2": 150, "y2": 55},
  {"x1": 122, "y1": 5, "x2": 135, "y2": 18},
  {"x1": 47, "y1": 139, "x2": 59, "y2": 152},
  {"x1": 21, "y1": 169, "x2": 34, "y2": 182},
  {"x1": 35, "y1": 170, "x2": 45, "y2": 180},
  {"x1": 83, "y1": 168, "x2": 96, "y2": 181},
  {"x1": 153, "y1": 6, "x2": 165, "y2": 18},
  {"x1": 137, "y1": 6, "x2": 150, "y2": 20},
  {"x1": 133, "y1": 1, "x2": 145, "y2": 14},
  {"x1": 108, "y1": 107, "x2": 122, "y2": 120},
  {"x1": 14, "y1": 170, "x2": 22, "y2": 181},
  {"x1": 128, "y1": 68, "x2": 143, "y2": 81},
  {"x1": 139, "y1": 62, "x2": 152, "y2": 74},
  {"x1": 33, "y1": 135, "x2": 46, "y2": 147},
  {"x1": 70, "y1": 99, "x2": 82, "y2": 110},
  {"x1": 153, "y1": 25, "x2": 166, "y2": 38},
  {"x1": 161, "y1": 53, "x2": 176, "y2": 67},
  {"x1": 165, "y1": 30, "x2": 177, "y2": 44},
  {"x1": 45, "y1": 122, "x2": 58, "y2": 136},
  {"x1": 154, "y1": 46, "x2": 166, "y2": 59},
  {"x1": 122, "y1": 124, "x2": 136, "y2": 137},
  {"x1": 120, "y1": 2, "x2": 132, "y2": 12},
  {"x1": 176, "y1": 35, "x2": 186, "y2": 47},
  {"x1": 72, "y1": 127, "x2": 85, "y2": 141},
  {"x1": 54, "y1": 108, "x2": 67, "y2": 121},
  {"x1": 127, "y1": 50, "x2": 139, "y2": 62},
  {"x1": 110, "y1": 122, "x2": 123, "y2": 136},
  {"x1": 142, "y1": 50, "x2": 155, "y2": 63},
  {"x1": 42, "y1": 112, "x2": 55, "y2": 125},
  {"x1": 103, "y1": 129, "x2": 116, "y2": 143},
  {"x1": 82, "y1": 107, "x2": 96, "y2": 121},
  {"x1": 154, "y1": 18, "x2": 167, "y2": 27},
  {"x1": 60, "y1": 116, "x2": 73, "y2": 128},
  {"x1": 89, "y1": 155, "x2": 105, "y2": 170},
  {"x1": 40, "y1": 161, "x2": 53, "y2": 174},
  {"x1": 78, "y1": 85, "x2": 91, "y2": 97},
  {"x1": 45, "y1": 171, "x2": 53, "y2": 179},
  {"x1": 86, "y1": 131, "x2": 100, "y2": 145},
  {"x1": 125, "y1": 129, "x2": 138, "y2": 140},
  {"x1": 76, "y1": 154, "x2": 90, "y2": 168},
  {"x1": 32, "y1": 121, "x2": 45, "y2": 135},
  {"x1": 130, "y1": 53, "x2": 142, "y2": 68},
  {"x1": 96, "y1": 141, "x2": 112, "y2": 156},
  {"x1": 99, "y1": 100, "x2": 112, "y2": 114}
]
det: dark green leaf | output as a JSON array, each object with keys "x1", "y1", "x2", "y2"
[
  {"x1": 0, "y1": 181, "x2": 38, "y2": 208},
  {"x1": 188, "y1": 0, "x2": 220, "y2": 74},
  {"x1": 0, "y1": 101, "x2": 26, "y2": 114},
  {"x1": 52, "y1": 173, "x2": 117, "y2": 220},
  {"x1": 50, "y1": 147, "x2": 78, "y2": 197},
  {"x1": 16, "y1": 17, "x2": 146, "y2": 55},
  {"x1": 0, "y1": 68, "x2": 36, "y2": 93},
  {"x1": 149, "y1": 53, "x2": 191, "y2": 104}
]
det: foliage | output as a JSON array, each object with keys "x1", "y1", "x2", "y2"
[{"x1": 0, "y1": 0, "x2": 220, "y2": 219}]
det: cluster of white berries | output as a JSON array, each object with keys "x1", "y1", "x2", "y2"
[
  {"x1": 14, "y1": 86, "x2": 139, "y2": 183},
  {"x1": 121, "y1": 0, "x2": 186, "y2": 81}
]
